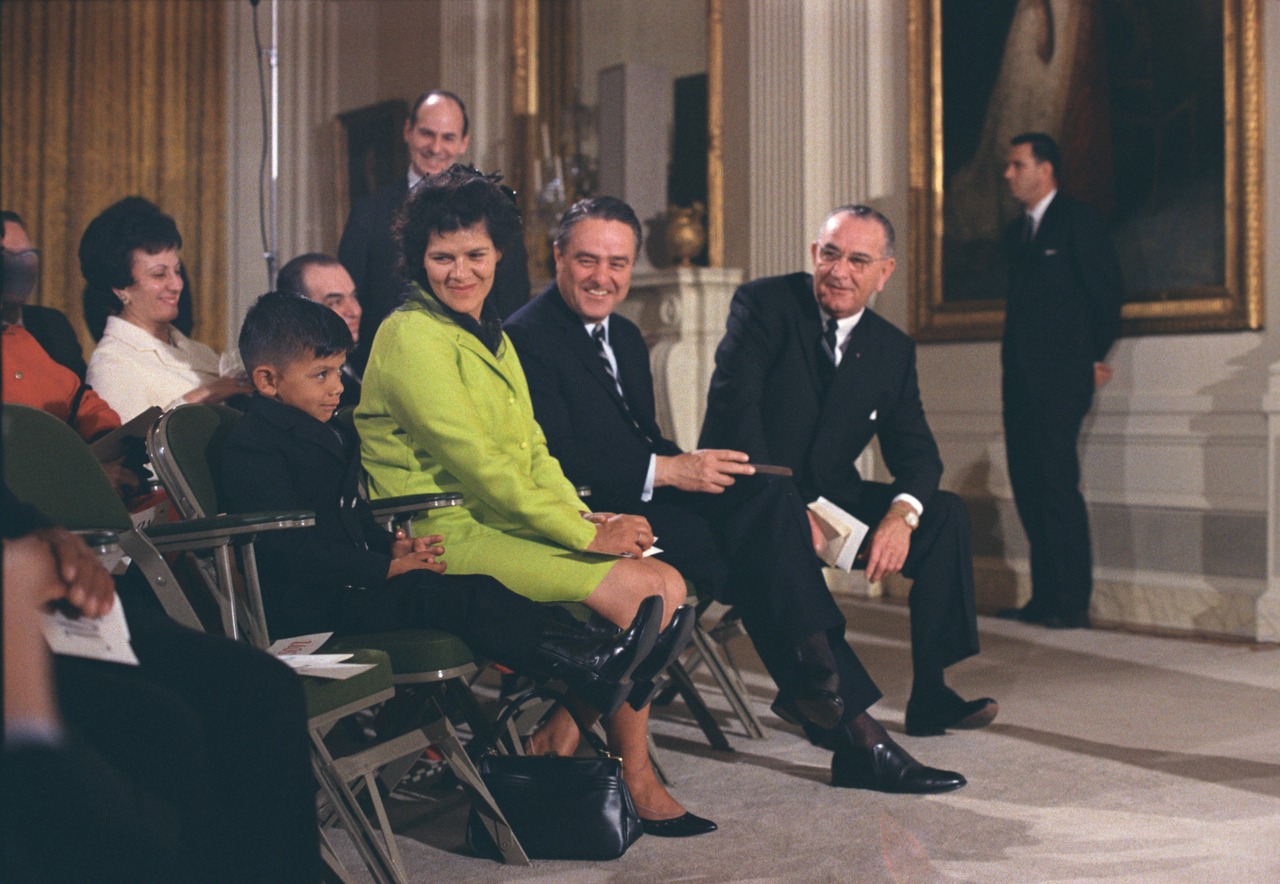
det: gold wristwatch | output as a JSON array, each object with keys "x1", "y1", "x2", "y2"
[{"x1": 894, "y1": 505, "x2": 920, "y2": 530}]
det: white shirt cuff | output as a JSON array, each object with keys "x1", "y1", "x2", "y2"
[
  {"x1": 641, "y1": 455, "x2": 657, "y2": 502},
  {"x1": 892, "y1": 493, "x2": 923, "y2": 517}
]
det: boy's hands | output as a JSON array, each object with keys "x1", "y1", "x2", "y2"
[{"x1": 387, "y1": 532, "x2": 447, "y2": 577}]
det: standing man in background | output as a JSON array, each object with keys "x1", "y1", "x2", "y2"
[
  {"x1": 998, "y1": 132, "x2": 1124, "y2": 629},
  {"x1": 338, "y1": 90, "x2": 530, "y2": 369}
]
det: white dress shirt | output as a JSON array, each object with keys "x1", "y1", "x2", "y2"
[
  {"x1": 819, "y1": 306, "x2": 923, "y2": 519},
  {"x1": 585, "y1": 318, "x2": 659, "y2": 502}
]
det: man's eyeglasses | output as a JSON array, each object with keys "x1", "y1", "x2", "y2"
[{"x1": 815, "y1": 247, "x2": 888, "y2": 272}]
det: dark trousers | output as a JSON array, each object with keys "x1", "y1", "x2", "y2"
[
  {"x1": 848, "y1": 482, "x2": 981, "y2": 680},
  {"x1": 601, "y1": 475, "x2": 883, "y2": 717},
  {"x1": 55, "y1": 576, "x2": 319, "y2": 884},
  {"x1": 1003, "y1": 381, "x2": 1094, "y2": 617},
  {"x1": 336, "y1": 570, "x2": 584, "y2": 677},
  {"x1": 4, "y1": 737, "x2": 190, "y2": 883}
]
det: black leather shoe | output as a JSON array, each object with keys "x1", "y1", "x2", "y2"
[
  {"x1": 771, "y1": 666, "x2": 844, "y2": 731},
  {"x1": 535, "y1": 595, "x2": 663, "y2": 716},
  {"x1": 1044, "y1": 610, "x2": 1091, "y2": 629},
  {"x1": 905, "y1": 695, "x2": 998, "y2": 737},
  {"x1": 995, "y1": 601, "x2": 1052, "y2": 623},
  {"x1": 831, "y1": 739, "x2": 966, "y2": 794},
  {"x1": 626, "y1": 604, "x2": 697, "y2": 710},
  {"x1": 640, "y1": 811, "x2": 718, "y2": 837}
]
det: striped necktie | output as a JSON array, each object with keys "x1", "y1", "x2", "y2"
[{"x1": 592, "y1": 324, "x2": 653, "y2": 446}]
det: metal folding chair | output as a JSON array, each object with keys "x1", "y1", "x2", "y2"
[{"x1": 148, "y1": 404, "x2": 529, "y2": 874}]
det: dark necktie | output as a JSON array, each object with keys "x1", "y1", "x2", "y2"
[
  {"x1": 816, "y1": 317, "x2": 839, "y2": 387},
  {"x1": 593, "y1": 324, "x2": 654, "y2": 447},
  {"x1": 592, "y1": 324, "x2": 624, "y2": 397},
  {"x1": 1021, "y1": 213, "x2": 1037, "y2": 262},
  {"x1": 821, "y1": 317, "x2": 840, "y2": 366}
]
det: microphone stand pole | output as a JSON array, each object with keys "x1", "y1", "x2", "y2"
[{"x1": 265, "y1": 0, "x2": 280, "y2": 288}]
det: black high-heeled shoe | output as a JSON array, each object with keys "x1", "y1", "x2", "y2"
[
  {"x1": 625, "y1": 604, "x2": 697, "y2": 710},
  {"x1": 532, "y1": 595, "x2": 664, "y2": 716}
]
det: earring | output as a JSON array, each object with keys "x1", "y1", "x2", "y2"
[{"x1": 118, "y1": 293, "x2": 130, "y2": 305}]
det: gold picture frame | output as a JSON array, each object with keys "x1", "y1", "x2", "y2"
[{"x1": 908, "y1": 0, "x2": 1262, "y2": 341}]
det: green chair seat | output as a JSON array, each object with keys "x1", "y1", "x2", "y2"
[
  {"x1": 326, "y1": 629, "x2": 475, "y2": 677},
  {"x1": 302, "y1": 648, "x2": 394, "y2": 719}
]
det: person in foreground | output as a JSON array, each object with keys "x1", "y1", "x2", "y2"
[
  {"x1": 1, "y1": 486, "x2": 319, "y2": 882},
  {"x1": 506, "y1": 196, "x2": 966, "y2": 793},
  {"x1": 356, "y1": 166, "x2": 714, "y2": 835},
  {"x1": 701, "y1": 205, "x2": 994, "y2": 744},
  {"x1": 80, "y1": 197, "x2": 250, "y2": 421},
  {"x1": 220, "y1": 292, "x2": 665, "y2": 717},
  {"x1": 997, "y1": 132, "x2": 1123, "y2": 629}
]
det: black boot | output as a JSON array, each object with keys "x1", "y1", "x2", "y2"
[
  {"x1": 626, "y1": 604, "x2": 697, "y2": 710},
  {"x1": 532, "y1": 595, "x2": 664, "y2": 716}
]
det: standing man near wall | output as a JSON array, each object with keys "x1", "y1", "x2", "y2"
[
  {"x1": 338, "y1": 90, "x2": 530, "y2": 369},
  {"x1": 998, "y1": 132, "x2": 1124, "y2": 629}
]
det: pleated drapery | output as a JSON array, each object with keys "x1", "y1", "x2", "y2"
[{"x1": 1, "y1": 0, "x2": 227, "y2": 351}]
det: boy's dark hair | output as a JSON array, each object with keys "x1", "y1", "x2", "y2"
[{"x1": 238, "y1": 291, "x2": 353, "y2": 375}]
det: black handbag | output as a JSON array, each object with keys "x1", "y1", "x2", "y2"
[{"x1": 465, "y1": 687, "x2": 644, "y2": 861}]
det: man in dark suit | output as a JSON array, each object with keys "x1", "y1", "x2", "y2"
[
  {"x1": 3, "y1": 210, "x2": 87, "y2": 378},
  {"x1": 700, "y1": 205, "x2": 994, "y2": 739},
  {"x1": 998, "y1": 132, "x2": 1124, "y2": 629},
  {"x1": 277, "y1": 252, "x2": 363, "y2": 407},
  {"x1": 506, "y1": 197, "x2": 968, "y2": 794},
  {"x1": 337, "y1": 90, "x2": 530, "y2": 370}
]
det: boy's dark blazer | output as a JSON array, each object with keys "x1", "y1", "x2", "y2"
[
  {"x1": 220, "y1": 394, "x2": 392, "y2": 634},
  {"x1": 698, "y1": 272, "x2": 943, "y2": 524},
  {"x1": 504, "y1": 283, "x2": 681, "y2": 512}
]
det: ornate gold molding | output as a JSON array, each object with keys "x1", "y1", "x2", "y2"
[
  {"x1": 909, "y1": 0, "x2": 1263, "y2": 341},
  {"x1": 707, "y1": 0, "x2": 724, "y2": 267}
]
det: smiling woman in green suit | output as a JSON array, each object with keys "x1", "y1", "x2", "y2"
[{"x1": 355, "y1": 166, "x2": 715, "y2": 838}]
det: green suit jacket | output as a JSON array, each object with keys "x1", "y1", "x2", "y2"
[{"x1": 357, "y1": 291, "x2": 607, "y2": 601}]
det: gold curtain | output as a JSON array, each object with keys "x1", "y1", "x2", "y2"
[{"x1": 1, "y1": 0, "x2": 226, "y2": 352}]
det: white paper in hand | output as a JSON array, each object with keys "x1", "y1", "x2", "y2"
[
  {"x1": 42, "y1": 601, "x2": 139, "y2": 665},
  {"x1": 807, "y1": 497, "x2": 870, "y2": 571}
]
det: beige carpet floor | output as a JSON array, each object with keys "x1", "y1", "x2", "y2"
[{"x1": 337, "y1": 596, "x2": 1280, "y2": 883}]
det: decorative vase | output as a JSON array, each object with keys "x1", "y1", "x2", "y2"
[{"x1": 665, "y1": 202, "x2": 706, "y2": 268}]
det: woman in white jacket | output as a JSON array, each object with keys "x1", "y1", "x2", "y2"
[{"x1": 81, "y1": 197, "x2": 249, "y2": 421}]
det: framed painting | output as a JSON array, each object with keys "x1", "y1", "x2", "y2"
[{"x1": 908, "y1": 0, "x2": 1262, "y2": 341}]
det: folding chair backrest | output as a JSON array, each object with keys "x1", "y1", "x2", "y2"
[
  {"x1": 2, "y1": 404, "x2": 135, "y2": 533},
  {"x1": 149, "y1": 403, "x2": 243, "y2": 519},
  {"x1": 3, "y1": 403, "x2": 203, "y2": 630}
]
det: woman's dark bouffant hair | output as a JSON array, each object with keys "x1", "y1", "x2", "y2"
[
  {"x1": 392, "y1": 165, "x2": 521, "y2": 353},
  {"x1": 79, "y1": 196, "x2": 188, "y2": 341}
]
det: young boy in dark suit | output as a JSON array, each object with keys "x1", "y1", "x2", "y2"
[{"x1": 220, "y1": 293, "x2": 661, "y2": 714}]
